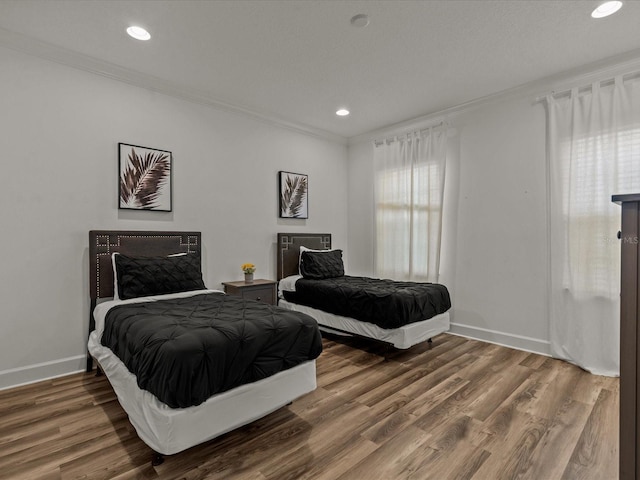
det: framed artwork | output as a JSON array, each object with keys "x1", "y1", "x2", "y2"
[
  {"x1": 119, "y1": 143, "x2": 172, "y2": 211},
  {"x1": 279, "y1": 171, "x2": 308, "y2": 219}
]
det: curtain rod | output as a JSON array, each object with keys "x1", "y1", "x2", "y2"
[
  {"x1": 534, "y1": 70, "x2": 640, "y2": 103},
  {"x1": 374, "y1": 121, "x2": 447, "y2": 147}
]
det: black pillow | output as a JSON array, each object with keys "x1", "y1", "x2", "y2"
[
  {"x1": 115, "y1": 253, "x2": 206, "y2": 300},
  {"x1": 300, "y1": 249, "x2": 344, "y2": 279}
]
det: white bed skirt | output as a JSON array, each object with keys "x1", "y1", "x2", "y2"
[
  {"x1": 277, "y1": 299, "x2": 450, "y2": 349},
  {"x1": 88, "y1": 332, "x2": 317, "y2": 455}
]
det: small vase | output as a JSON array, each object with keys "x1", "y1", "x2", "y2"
[{"x1": 244, "y1": 273, "x2": 254, "y2": 284}]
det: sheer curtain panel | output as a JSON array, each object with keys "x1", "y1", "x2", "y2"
[
  {"x1": 374, "y1": 126, "x2": 447, "y2": 282},
  {"x1": 546, "y1": 75, "x2": 640, "y2": 376}
]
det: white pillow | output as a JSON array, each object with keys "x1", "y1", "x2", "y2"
[
  {"x1": 278, "y1": 275, "x2": 302, "y2": 298},
  {"x1": 111, "y1": 252, "x2": 121, "y2": 300}
]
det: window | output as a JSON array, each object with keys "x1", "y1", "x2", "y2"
[
  {"x1": 546, "y1": 76, "x2": 640, "y2": 374},
  {"x1": 558, "y1": 124, "x2": 640, "y2": 296},
  {"x1": 373, "y1": 128, "x2": 447, "y2": 282}
]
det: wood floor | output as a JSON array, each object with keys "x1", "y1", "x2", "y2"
[{"x1": 0, "y1": 333, "x2": 618, "y2": 480}]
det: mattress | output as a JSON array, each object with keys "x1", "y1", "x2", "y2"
[{"x1": 278, "y1": 299, "x2": 450, "y2": 349}]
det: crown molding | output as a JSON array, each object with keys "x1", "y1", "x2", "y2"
[
  {"x1": 0, "y1": 27, "x2": 347, "y2": 146},
  {"x1": 4, "y1": 25, "x2": 638, "y2": 149},
  {"x1": 348, "y1": 47, "x2": 640, "y2": 146}
]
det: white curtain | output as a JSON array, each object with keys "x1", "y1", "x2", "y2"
[
  {"x1": 546, "y1": 75, "x2": 640, "y2": 376},
  {"x1": 373, "y1": 126, "x2": 447, "y2": 282}
]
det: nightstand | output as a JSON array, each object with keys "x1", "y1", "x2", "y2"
[{"x1": 222, "y1": 279, "x2": 277, "y2": 305}]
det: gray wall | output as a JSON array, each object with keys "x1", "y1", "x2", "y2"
[
  {"x1": 0, "y1": 47, "x2": 348, "y2": 388},
  {"x1": 348, "y1": 95, "x2": 549, "y2": 354}
]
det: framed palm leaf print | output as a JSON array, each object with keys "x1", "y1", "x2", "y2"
[
  {"x1": 119, "y1": 143, "x2": 172, "y2": 211},
  {"x1": 279, "y1": 171, "x2": 308, "y2": 218}
]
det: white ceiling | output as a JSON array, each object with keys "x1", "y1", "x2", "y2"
[{"x1": 1, "y1": 0, "x2": 639, "y2": 140}]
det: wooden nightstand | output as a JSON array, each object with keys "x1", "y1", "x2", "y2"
[{"x1": 222, "y1": 279, "x2": 277, "y2": 305}]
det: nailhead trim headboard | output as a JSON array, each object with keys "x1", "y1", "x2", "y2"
[
  {"x1": 89, "y1": 230, "x2": 201, "y2": 300},
  {"x1": 87, "y1": 230, "x2": 202, "y2": 372},
  {"x1": 277, "y1": 233, "x2": 331, "y2": 280}
]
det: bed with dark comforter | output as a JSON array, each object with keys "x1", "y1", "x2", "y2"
[
  {"x1": 282, "y1": 276, "x2": 451, "y2": 330},
  {"x1": 88, "y1": 230, "x2": 322, "y2": 463},
  {"x1": 102, "y1": 292, "x2": 322, "y2": 408},
  {"x1": 277, "y1": 232, "x2": 451, "y2": 349}
]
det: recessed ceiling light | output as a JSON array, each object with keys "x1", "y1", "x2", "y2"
[
  {"x1": 350, "y1": 14, "x2": 369, "y2": 28},
  {"x1": 126, "y1": 25, "x2": 151, "y2": 41},
  {"x1": 591, "y1": 1, "x2": 623, "y2": 18},
  {"x1": 336, "y1": 109, "x2": 350, "y2": 116}
]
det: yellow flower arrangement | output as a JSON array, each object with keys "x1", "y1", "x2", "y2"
[{"x1": 241, "y1": 263, "x2": 256, "y2": 274}]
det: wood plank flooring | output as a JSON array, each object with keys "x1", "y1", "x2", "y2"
[{"x1": 0, "y1": 333, "x2": 618, "y2": 479}]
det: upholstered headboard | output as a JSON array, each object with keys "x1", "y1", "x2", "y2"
[
  {"x1": 89, "y1": 230, "x2": 201, "y2": 301},
  {"x1": 277, "y1": 233, "x2": 331, "y2": 280},
  {"x1": 87, "y1": 230, "x2": 201, "y2": 372}
]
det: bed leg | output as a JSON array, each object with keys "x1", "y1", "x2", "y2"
[
  {"x1": 383, "y1": 344, "x2": 392, "y2": 362},
  {"x1": 151, "y1": 452, "x2": 164, "y2": 466},
  {"x1": 86, "y1": 354, "x2": 93, "y2": 373},
  {"x1": 428, "y1": 338, "x2": 433, "y2": 344},
  {"x1": 95, "y1": 366, "x2": 103, "y2": 377}
]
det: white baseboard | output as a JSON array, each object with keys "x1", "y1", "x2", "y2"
[
  {"x1": 449, "y1": 322, "x2": 551, "y2": 357},
  {"x1": 0, "y1": 325, "x2": 550, "y2": 391},
  {"x1": 0, "y1": 355, "x2": 86, "y2": 391}
]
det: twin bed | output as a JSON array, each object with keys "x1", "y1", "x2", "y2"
[
  {"x1": 276, "y1": 233, "x2": 451, "y2": 349},
  {"x1": 87, "y1": 230, "x2": 451, "y2": 465},
  {"x1": 87, "y1": 231, "x2": 321, "y2": 464}
]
